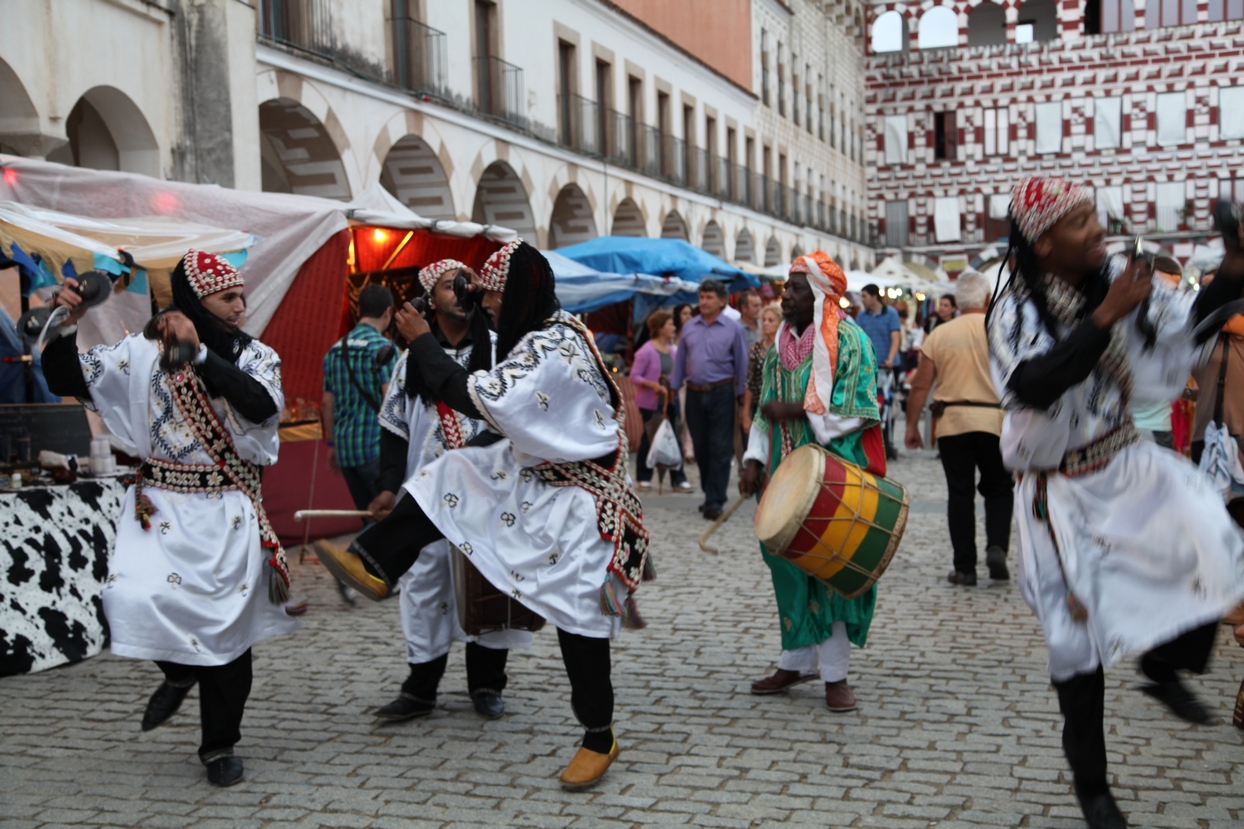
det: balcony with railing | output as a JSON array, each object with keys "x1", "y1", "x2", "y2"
[
  {"x1": 558, "y1": 93, "x2": 600, "y2": 156},
  {"x1": 692, "y1": 148, "x2": 710, "y2": 193},
  {"x1": 606, "y1": 110, "x2": 635, "y2": 167},
  {"x1": 258, "y1": 0, "x2": 331, "y2": 52},
  {"x1": 475, "y1": 55, "x2": 525, "y2": 129},
  {"x1": 389, "y1": 16, "x2": 447, "y2": 96},
  {"x1": 664, "y1": 135, "x2": 687, "y2": 185},
  {"x1": 640, "y1": 126, "x2": 662, "y2": 178}
]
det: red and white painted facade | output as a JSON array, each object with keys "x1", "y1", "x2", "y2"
[{"x1": 864, "y1": 1, "x2": 1244, "y2": 275}]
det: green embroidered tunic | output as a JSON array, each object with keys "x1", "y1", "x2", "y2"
[{"x1": 754, "y1": 319, "x2": 881, "y2": 651}]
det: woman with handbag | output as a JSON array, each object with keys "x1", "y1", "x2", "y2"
[{"x1": 632, "y1": 311, "x2": 690, "y2": 491}]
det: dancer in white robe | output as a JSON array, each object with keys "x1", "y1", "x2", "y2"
[
  {"x1": 317, "y1": 241, "x2": 650, "y2": 791},
  {"x1": 42, "y1": 250, "x2": 298, "y2": 787},
  {"x1": 357, "y1": 259, "x2": 530, "y2": 722},
  {"x1": 987, "y1": 177, "x2": 1244, "y2": 829}
]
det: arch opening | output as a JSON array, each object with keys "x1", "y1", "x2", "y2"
[
  {"x1": 735, "y1": 228, "x2": 756, "y2": 264},
  {"x1": 1017, "y1": 0, "x2": 1058, "y2": 43},
  {"x1": 472, "y1": 161, "x2": 537, "y2": 241},
  {"x1": 700, "y1": 221, "x2": 725, "y2": 258},
  {"x1": 548, "y1": 183, "x2": 598, "y2": 249},
  {"x1": 918, "y1": 6, "x2": 959, "y2": 50},
  {"x1": 611, "y1": 197, "x2": 647, "y2": 237},
  {"x1": 380, "y1": 134, "x2": 454, "y2": 220},
  {"x1": 46, "y1": 86, "x2": 159, "y2": 176},
  {"x1": 259, "y1": 97, "x2": 350, "y2": 200},
  {"x1": 660, "y1": 210, "x2": 688, "y2": 241},
  {"x1": 871, "y1": 11, "x2": 908, "y2": 54},
  {"x1": 764, "y1": 237, "x2": 782, "y2": 267},
  {"x1": 967, "y1": 2, "x2": 1007, "y2": 47}
]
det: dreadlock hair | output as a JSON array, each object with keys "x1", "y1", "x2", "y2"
[
  {"x1": 403, "y1": 270, "x2": 494, "y2": 405},
  {"x1": 987, "y1": 216, "x2": 1155, "y2": 349},
  {"x1": 143, "y1": 257, "x2": 252, "y2": 365},
  {"x1": 494, "y1": 242, "x2": 562, "y2": 359}
]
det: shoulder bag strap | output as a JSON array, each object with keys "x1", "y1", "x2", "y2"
[
  {"x1": 343, "y1": 333, "x2": 382, "y2": 413},
  {"x1": 1214, "y1": 333, "x2": 1229, "y2": 427}
]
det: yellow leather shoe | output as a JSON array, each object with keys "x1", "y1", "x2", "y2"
[
  {"x1": 558, "y1": 739, "x2": 619, "y2": 791},
  {"x1": 1224, "y1": 600, "x2": 1244, "y2": 627},
  {"x1": 313, "y1": 540, "x2": 388, "y2": 601}
]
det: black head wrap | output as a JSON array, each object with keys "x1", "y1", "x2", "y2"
[
  {"x1": 494, "y1": 242, "x2": 561, "y2": 359},
  {"x1": 143, "y1": 256, "x2": 252, "y2": 364}
]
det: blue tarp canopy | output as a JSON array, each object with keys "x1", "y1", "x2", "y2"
[
  {"x1": 543, "y1": 250, "x2": 700, "y2": 315},
  {"x1": 555, "y1": 237, "x2": 760, "y2": 295}
]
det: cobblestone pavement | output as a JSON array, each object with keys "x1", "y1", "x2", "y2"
[{"x1": 2, "y1": 434, "x2": 1243, "y2": 828}]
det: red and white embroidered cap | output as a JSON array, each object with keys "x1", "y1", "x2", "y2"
[
  {"x1": 183, "y1": 249, "x2": 244, "y2": 299},
  {"x1": 1010, "y1": 176, "x2": 1095, "y2": 244},
  {"x1": 478, "y1": 239, "x2": 523, "y2": 292},
  {"x1": 418, "y1": 259, "x2": 467, "y2": 293}
]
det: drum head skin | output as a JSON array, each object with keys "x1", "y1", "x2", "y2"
[{"x1": 754, "y1": 444, "x2": 826, "y2": 554}]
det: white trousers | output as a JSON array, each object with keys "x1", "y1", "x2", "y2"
[{"x1": 776, "y1": 620, "x2": 851, "y2": 682}]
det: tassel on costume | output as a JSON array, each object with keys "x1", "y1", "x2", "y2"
[
  {"x1": 642, "y1": 553, "x2": 657, "y2": 582},
  {"x1": 622, "y1": 596, "x2": 647, "y2": 630},
  {"x1": 135, "y1": 493, "x2": 158, "y2": 531},
  {"x1": 266, "y1": 546, "x2": 291, "y2": 605},
  {"x1": 598, "y1": 578, "x2": 624, "y2": 617}
]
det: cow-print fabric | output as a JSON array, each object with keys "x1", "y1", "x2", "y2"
[{"x1": 0, "y1": 480, "x2": 125, "y2": 677}]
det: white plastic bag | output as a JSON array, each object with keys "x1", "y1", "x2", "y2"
[
  {"x1": 1198, "y1": 420, "x2": 1244, "y2": 503},
  {"x1": 646, "y1": 418, "x2": 682, "y2": 469}
]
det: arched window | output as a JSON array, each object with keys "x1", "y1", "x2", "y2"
[
  {"x1": 917, "y1": 6, "x2": 959, "y2": 50},
  {"x1": 1085, "y1": 0, "x2": 1137, "y2": 34},
  {"x1": 871, "y1": 11, "x2": 907, "y2": 54},
  {"x1": 967, "y1": 2, "x2": 1006, "y2": 47},
  {"x1": 1016, "y1": 0, "x2": 1058, "y2": 43},
  {"x1": 1147, "y1": 0, "x2": 1198, "y2": 27}
]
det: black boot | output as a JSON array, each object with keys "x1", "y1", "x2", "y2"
[
  {"x1": 141, "y1": 678, "x2": 195, "y2": 731},
  {"x1": 373, "y1": 693, "x2": 435, "y2": 721},
  {"x1": 375, "y1": 656, "x2": 446, "y2": 721},
  {"x1": 1076, "y1": 787, "x2": 1127, "y2": 829},
  {"x1": 206, "y1": 755, "x2": 244, "y2": 787}
]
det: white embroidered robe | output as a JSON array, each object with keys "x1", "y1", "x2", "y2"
[
  {"x1": 81, "y1": 334, "x2": 299, "y2": 666},
  {"x1": 378, "y1": 336, "x2": 532, "y2": 663},
  {"x1": 404, "y1": 312, "x2": 625, "y2": 639},
  {"x1": 989, "y1": 262, "x2": 1244, "y2": 680}
]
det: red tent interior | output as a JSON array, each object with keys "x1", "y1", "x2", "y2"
[{"x1": 261, "y1": 226, "x2": 503, "y2": 544}]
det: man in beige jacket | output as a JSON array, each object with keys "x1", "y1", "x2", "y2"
[{"x1": 905, "y1": 270, "x2": 1012, "y2": 586}]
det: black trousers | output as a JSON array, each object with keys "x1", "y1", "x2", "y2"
[
  {"x1": 1052, "y1": 621, "x2": 1218, "y2": 797},
  {"x1": 403, "y1": 642, "x2": 511, "y2": 702},
  {"x1": 684, "y1": 384, "x2": 736, "y2": 511},
  {"x1": 355, "y1": 498, "x2": 614, "y2": 747},
  {"x1": 155, "y1": 648, "x2": 252, "y2": 764},
  {"x1": 936, "y1": 431, "x2": 1014, "y2": 574}
]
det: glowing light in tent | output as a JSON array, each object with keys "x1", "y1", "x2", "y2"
[
  {"x1": 153, "y1": 191, "x2": 178, "y2": 213},
  {"x1": 373, "y1": 228, "x2": 388, "y2": 243},
  {"x1": 2, "y1": 168, "x2": 15, "y2": 187}
]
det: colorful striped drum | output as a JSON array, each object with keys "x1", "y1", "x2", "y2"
[{"x1": 754, "y1": 444, "x2": 908, "y2": 599}]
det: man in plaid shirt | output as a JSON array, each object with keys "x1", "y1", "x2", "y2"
[{"x1": 322, "y1": 284, "x2": 397, "y2": 514}]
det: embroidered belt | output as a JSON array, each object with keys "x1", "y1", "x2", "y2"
[
  {"x1": 138, "y1": 458, "x2": 237, "y2": 494},
  {"x1": 1058, "y1": 421, "x2": 1140, "y2": 477}
]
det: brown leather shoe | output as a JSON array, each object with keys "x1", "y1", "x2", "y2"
[
  {"x1": 1224, "y1": 601, "x2": 1244, "y2": 626},
  {"x1": 558, "y1": 740, "x2": 619, "y2": 791},
  {"x1": 824, "y1": 680, "x2": 857, "y2": 713},
  {"x1": 1234, "y1": 624, "x2": 1244, "y2": 648},
  {"x1": 313, "y1": 540, "x2": 388, "y2": 601},
  {"x1": 750, "y1": 668, "x2": 816, "y2": 695}
]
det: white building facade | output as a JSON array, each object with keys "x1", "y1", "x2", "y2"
[{"x1": 1, "y1": 0, "x2": 875, "y2": 272}]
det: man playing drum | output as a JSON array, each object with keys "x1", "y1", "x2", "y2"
[
  {"x1": 348, "y1": 259, "x2": 531, "y2": 723},
  {"x1": 987, "y1": 176, "x2": 1244, "y2": 829},
  {"x1": 740, "y1": 251, "x2": 886, "y2": 713}
]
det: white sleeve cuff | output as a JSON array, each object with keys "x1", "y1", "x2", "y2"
[
  {"x1": 192, "y1": 343, "x2": 209, "y2": 365},
  {"x1": 809, "y1": 413, "x2": 868, "y2": 445},
  {"x1": 743, "y1": 421, "x2": 770, "y2": 467}
]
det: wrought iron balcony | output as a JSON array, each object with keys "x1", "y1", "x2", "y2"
[
  {"x1": 558, "y1": 93, "x2": 600, "y2": 156},
  {"x1": 389, "y1": 16, "x2": 447, "y2": 96},
  {"x1": 475, "y1": 55, "x2": 525, "y2": 128}
]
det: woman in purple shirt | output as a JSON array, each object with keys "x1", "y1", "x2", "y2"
[{"x1": 632, "y1": 311, "x2": 690, "y2": 491}]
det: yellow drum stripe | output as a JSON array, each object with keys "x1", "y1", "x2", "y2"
[{"x1": 783, "y1": 466, "x2": 881, "y2": 581}]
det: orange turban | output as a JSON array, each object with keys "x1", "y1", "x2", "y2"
[{"x1": 789, "y1": 251, "x2": 847, "y2": 415}]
